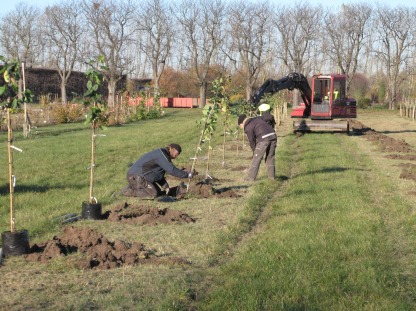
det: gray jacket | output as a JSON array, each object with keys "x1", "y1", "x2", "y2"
[{"x1": 128, "y1": 147, "x2": 188, "y2": 187}]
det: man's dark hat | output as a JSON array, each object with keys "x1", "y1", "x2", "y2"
[
  {"x1": 168, "y1": 143, "x2": 182, "y2": 153},
  {"x1": 238, "y1": 114, "x2": 247, "y2": 125}
]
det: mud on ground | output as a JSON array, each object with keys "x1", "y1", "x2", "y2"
[
  {"x1": 24, "y1": 225, "x2": 190, "y2": 270},
  {"x1": 103, "y1": 202, "x2": 196, "y2": 225},
  {"x1": 176, "y1": 181, "x2": 241, "y2": 199},
  {"x1": 350, "y1": 119, "x2": 416, "y2": 181}
]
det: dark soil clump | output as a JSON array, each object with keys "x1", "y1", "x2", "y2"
[
  {"x1": 177, "y1": 181, "x2": 241, "y2": 199},
  {"x1": 351, "y1": 120, "x2": 416, "y2": 180},
  {"x1": 25, "y1": 226, "x2": 150, "y2": 269},
  {"x1": 350, "y1": 120, "x2": 413, "y2": 153},
  {"x1": 24, "y1": 226, "x2": 191, "y2": 269},
  {"x1": 399, "y1": 163, "x2": 416, "y2": 181},
  {"x1": 230, "y1": 165, "x2": 247, "y2": 171},
  {"x1": 103, "y1": 202, "x2": 196, "y2": 224}
]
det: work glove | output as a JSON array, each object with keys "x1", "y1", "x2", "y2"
[
  {"x1": 162, "y1": 183, "x2": 170, "y2": 195},
  {"x1": 187, "y1": 171, "x2": 194, "y2": 179}
]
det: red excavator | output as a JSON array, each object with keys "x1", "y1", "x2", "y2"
[{"x1": 251, "y1": 72, "x2": 357, "y2": 132}]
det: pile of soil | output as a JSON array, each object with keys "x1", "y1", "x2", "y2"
[
  {"x1": 25, "y1": 226, "x2": 150, "y2": 269},
  {"x1": 350, "y1": 120, "x2": 416, "y2": 181},
  {"x1": 399, "y1": 163, "x2": 416, "y2": 181},
  {"x1": 24, "y1": 226, "x2": 191, "y2": 269},
  {"x1": 103, "y1": 202, "x2": 196, "y2": 224},
  {"x1": 177, "y1": 181, "x2": 241, "y2": 199},
  {"x1": 350, "y1": 120, "x2": 414, "y2": 153},
  {"x1": 230, "y1": 165, "x2": 247, "y2": 171}
]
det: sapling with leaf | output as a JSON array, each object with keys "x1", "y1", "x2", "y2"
[
  {"x1": 218, "y1": 78, "x2": 233, "y2": 167},
  {"x1": 233, "y1": 98, "x2": 253, "y2": 151},
  {"x1": 83, "y1": 55, "x2": 108, "y2": 205},
  {"x1": 0, "y1": 56, "x2": 33, "y2": 232},
  {"x1": 187, "y1": 80, "x2": 221, "y2": 190}
]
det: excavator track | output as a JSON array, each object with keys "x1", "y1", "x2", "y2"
[{"x1": 293, "y1": 119, "x2": 349, "y2": 133}]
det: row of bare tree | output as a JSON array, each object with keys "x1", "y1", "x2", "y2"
[{"x1": 1, "y1": 0, "x2": 416, "y2": 109}]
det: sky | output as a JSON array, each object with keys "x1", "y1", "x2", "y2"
[{"x1": 2, "y1": 0, "x2": 416, "y2": 15}]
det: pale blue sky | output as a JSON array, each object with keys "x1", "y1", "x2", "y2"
[{"x1": 1, "y1": 0, "x2": 416, "y2": 16}]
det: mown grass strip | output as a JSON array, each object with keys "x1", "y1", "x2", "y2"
[
  {"x1": 206, "y1": 131, "x2": 295, "y2": 267},
  {"x1": 0, "y1": 109, "x2": 204, "y2": 240},
  {"x1": 200, "y1": 133, "x2": 416, "y2": 310}
]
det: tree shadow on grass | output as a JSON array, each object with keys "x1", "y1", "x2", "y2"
[
  {"x1": 0, "y1": 183, "x2": 86, "y2": 195},
  {"x1": 293, "y1": 166, "x2": 370, "y2": 179}
]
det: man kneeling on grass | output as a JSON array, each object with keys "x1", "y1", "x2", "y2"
[{"x1": 122, "y1": 143, "x2": 193, "y2": 199}]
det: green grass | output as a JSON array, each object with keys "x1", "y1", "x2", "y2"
[
  {"x1": 0, "y1": 109, "x2": 415, "y2": 310},
  {"x1": 201, "y1": 133, "x2": 416, "y2": 310},
  {"x1": 0, "y1": 109, "x2": 207, "y2": 239}
]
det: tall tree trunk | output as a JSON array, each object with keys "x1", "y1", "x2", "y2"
[
  {"x1": 61, "y1": 81, "x2": 67, "y2": 104},
  {"x1": 108, "y1": 80, "x2": 117, "y2": 107},
  {"x1": 199, "y1": 83, "x2": 207, "y2": 108}
]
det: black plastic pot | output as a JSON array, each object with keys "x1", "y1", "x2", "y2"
[
  {"x1": 82, "y1": 201, "x2": 102, "y2": 220},
  {"x1": 1, "y1": 229, "x2": 30, "y2": 257}
]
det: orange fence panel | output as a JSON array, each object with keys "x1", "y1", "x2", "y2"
[{"x1": 128, "y1": 97, "x2": 197, "y2": 108}]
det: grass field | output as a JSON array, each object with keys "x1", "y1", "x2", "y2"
[{"x1": 0, "y1": 108, "x2": 415, "y2": 310}]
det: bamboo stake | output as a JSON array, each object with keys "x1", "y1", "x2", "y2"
[
  {"x1": 187, "y1": 106, "x2": 217, "y2": 192},
  {"x1": 89, "y1": 122, "x2": 96, "y2": 203},
  {"x1": 22, "y1": 62, "x2": 30, "y2": 138},
  {"x1": 7, "y1": 108, "x2": 15, "y2": 232},
  {"x1": 187, "y1": 127, "x2": 205, "y2": 192},
  {"x1": 206, "y1": 134, "x2": 212, "y2": 179},
  {"x1": 222, "y1": 116, "x2": 227, "y2": 167}
]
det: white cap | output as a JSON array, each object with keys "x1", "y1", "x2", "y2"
[{"x1": 258, "y1": 103, "x2": 271, "y2": 112}]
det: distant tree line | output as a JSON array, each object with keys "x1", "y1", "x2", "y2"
[{"x1": 1, "y1": 0, "x2": 415, "y2": 109}]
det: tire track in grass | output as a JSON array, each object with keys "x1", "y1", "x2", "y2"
[{"x1": 206, "y1": 122, "x2": 296, "y2": 266}]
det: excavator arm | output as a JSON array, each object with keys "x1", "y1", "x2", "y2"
[{"x1": 251, "y1": 72, "x2": 312, "y2": 117}]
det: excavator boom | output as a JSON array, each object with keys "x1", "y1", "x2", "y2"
[
  {"x1": 252, "y1": 73, "x2": 312, "y2": 117},
  {"x1": 251, "y1": 72, "x2": 356, "y2": 132}
]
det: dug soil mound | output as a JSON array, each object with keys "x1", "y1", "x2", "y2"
[
  {"x1": 350, "y1": 119, "x2": 416, "y2": 181},
  {"x1": 24, "y1": 226, "x2": 190, "y2": 270},
  {"x1": 177, "y1": 181, "x2": 241, "y2": 199},
  {"x1": 103, "y1": 202, "x2": 196, "y2": 224},
  {"x1": 25, "y1": 226, "x2": 149, "y2": 269},
  {"x1": 350, "y1": 120, "x2": 414, "y2": 153}
]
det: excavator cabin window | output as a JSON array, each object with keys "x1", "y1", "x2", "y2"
[
  {"x1": 333, "y1": 80, "x2": 345, "y2": 100},
  {"x1": 314, "y1": 78, "x2": 345, "y2": 103},
  {"x1": 313, "y1": 78, "x2": 330, "y2": 103}
]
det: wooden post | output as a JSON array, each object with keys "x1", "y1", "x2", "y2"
[{"x1": 275, "y1": 104, "x2": 280, "y2": 127}]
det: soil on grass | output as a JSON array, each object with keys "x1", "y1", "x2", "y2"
[
  {"x1": 103, "y1": 202, "x2": 196, "y2": 225},
  {"x1": 350, "y1": 119, "x2": 416, "y2": 181},
  {"x1": 176, "y1": 181, "x2": 241, "y2": 199},
  {"x1": 230, "y1": 165, "x2": 247, "y2": 171},
  {"x1": 24, "y1": 226, "x2": 190, "y2": 270},
  {"x1": 350, "y1": 119, "x2": 414, "y2": 153}
]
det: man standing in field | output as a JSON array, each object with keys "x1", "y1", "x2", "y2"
[
  {"x1": 122, "y1": 143, "x2": 193, "y2": 199},
  {"x1": 238, "y1": 114, "x2": 277, "y2": 181},
  {"x1": 258, "y1": 103, "x2": 276, "y2": 128}
]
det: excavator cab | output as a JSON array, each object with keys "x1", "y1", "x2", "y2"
[
  {"x1": 293, "y1": 74, "x2": 356, "y2": 132},
  {"x1": 309, "y1": 74, "x2": 355, "y2": 120}
]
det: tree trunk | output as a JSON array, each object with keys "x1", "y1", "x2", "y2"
[
  {"x1": 199, "y1": 84, "x2": 207, "y2": 108},
  {"x1": 61, "y1": 81, "x2": 67, "y2": 104},
  {"x1": 246, "y1": 79, "x2": 252, "y2": 102},
  {"x1": 107, "y1": 80, "x2": 117, "y2": 107}
]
